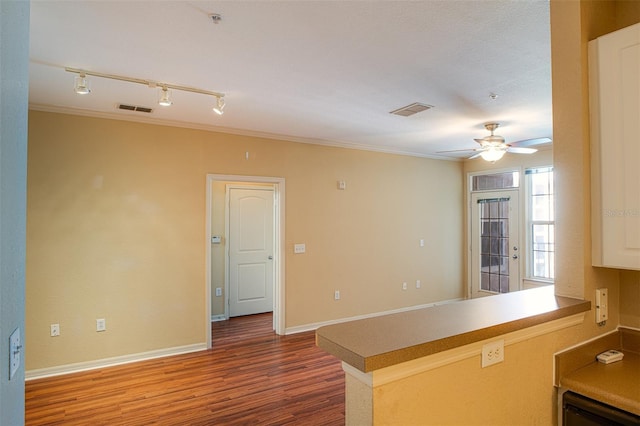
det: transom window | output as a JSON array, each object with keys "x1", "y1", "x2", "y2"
[{"x1": 471, "y1": 171, "x2": 519, "y2": 191}]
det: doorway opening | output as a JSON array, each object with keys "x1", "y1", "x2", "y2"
[{"x1": 205, "y1": 174, "x2": 285, "y2": 348}]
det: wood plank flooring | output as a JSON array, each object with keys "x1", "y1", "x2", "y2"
[{"x1": 25, "y1": 313, "x2": 345, "y2": 425}]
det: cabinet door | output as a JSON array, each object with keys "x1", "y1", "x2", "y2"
[{"x1": 589, "y1": 23, "x2": 640, "y2": 270}]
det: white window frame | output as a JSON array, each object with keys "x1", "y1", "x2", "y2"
[{"x1": 524, "y1": 166, "x2": 555, "y2": 283}]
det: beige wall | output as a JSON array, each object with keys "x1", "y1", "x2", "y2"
[
  {"x1": 26, "y1": 111, "x2": 464, "y2": 370},
  {"x1": 620, "y1": 271, "x2": 640, "y2": 328},
  {"x1": 210, "y1": 180, "x2": 227, "y2": 317},
  {"x1": 369, "y1": 1, "x2": 639, "y2": 424}
]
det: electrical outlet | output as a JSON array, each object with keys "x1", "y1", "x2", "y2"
[
  {"x1": 50, "y1": 323, "x2": 60, "y2": 337},
  {"x1": 402, "y1": 282, "x2": 407, "y2": 290},
  {"x1": 482, "y1": 340, "x2": 504, "y2": 367},
  {"x1": 334, "y1": 290, "x2": 340, "y2": 300},
  {"x1": 596, "y1": 288, "x2": 608, "y2": 323},
  {"x1": 96, "y1": 318, "x2": 106, "y2": 332},
  {"x1": 215, "y1": 287, "x2": 222, "y2": 297},
  {"x1": 416, "y1": 280, "x2": 421, "y2": 289}
]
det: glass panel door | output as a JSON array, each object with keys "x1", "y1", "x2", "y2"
[{"x1": 471, "y1": 190, "x2": 520, "y2": 298}]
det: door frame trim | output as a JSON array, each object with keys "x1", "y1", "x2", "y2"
[{"x1": 205, "y1": 174, "x2": 285, "y2": 348}]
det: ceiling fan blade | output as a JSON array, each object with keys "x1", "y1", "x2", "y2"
[
  {"x1": 509, "y1": 137, "x2": 551, "y2": 148},
  {"x1": 468, "y1": 152, "x2": 483, "y2": 159},
  {"x1": 436, "y1": 147, "x2": 479, "y2": 154},
  {"x1": 507, "y1": 146, "x2": 538, "y2": 154}
]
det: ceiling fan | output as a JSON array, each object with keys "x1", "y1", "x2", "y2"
[{"x1": 439, "y1": 123, "x2": 551, "y2": 162}]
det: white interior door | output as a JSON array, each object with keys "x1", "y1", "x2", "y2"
[
  {"x1": 470, "y1": 190, "x2": 520, "y2": 298},
  {"x1": 228, "y1": 187, "x2": 275, "y2": 317}
]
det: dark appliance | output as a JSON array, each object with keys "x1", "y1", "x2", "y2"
[{"x1": 563, "y1": 391, "x2": 640, "y2": 425}]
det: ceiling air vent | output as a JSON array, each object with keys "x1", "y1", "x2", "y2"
[
  {"x1": 389, "y1": 102, "x2": 433, "y2": 117},
  {"x1": 118, "y1": 104, "x2": 153, "y2": 113}
]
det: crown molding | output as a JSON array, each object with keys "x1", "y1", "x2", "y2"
[{"x1": 28, "y1": 103, "x2": 461, "y2": 162}]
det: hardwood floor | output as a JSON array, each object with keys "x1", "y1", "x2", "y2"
[{"x1": 25, "y1": 313, "x2": 345, "y2": 425}]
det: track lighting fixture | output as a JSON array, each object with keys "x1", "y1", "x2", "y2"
[
  {"x1": 158, "y1": 87, "x2": 172, "y2": 106},
  {"x1": 74, "y1": 73, "x2": 91, "y2": 95},
  {"x1": 212, "y1": 97, "x2": 225, "y2": 115},
  {"x1": 65, "y1": 67, "x2": 225, "y2": 115}
]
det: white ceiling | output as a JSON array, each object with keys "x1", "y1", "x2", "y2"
[{"x1": 29, "y1": 1, "x2": 552, "y2": 159}]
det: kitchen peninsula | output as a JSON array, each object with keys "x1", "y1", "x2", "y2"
[{"x1": 316, "y1": 286, "x2": 590, "y2": 424}]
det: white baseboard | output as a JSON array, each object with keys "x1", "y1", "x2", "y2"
[
  {"x1": 26, "y1": 299, "x2": 465, "y2": 380},
  {"x1": 284, "y1": 298, "x2": 463, "y2": 335},
  {"x1": 25, "y1": 343, "x2": 207, "y2": 381}
]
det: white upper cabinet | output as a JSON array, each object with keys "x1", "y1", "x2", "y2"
[{"x1": 589, "y1": 23, "x2": 640, "y2": 271}]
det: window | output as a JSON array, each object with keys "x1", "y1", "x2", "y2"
[
  {"x1": 478, "y1": 197, "x2": 511, "y2": 293},
  {"x1": 471, "y1": 171, "x2": 519, "y2": 191},
  {"x1": 526, "y1": 167, "x2": 554, "y2": 281}
]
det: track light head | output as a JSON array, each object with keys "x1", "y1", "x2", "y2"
[
  {"x1": 74, "y1": 73, "x2": 91, "y2": 95},
  {"x1": 213, "y1": 97, "x2": 225, "y2": 115},
  {"x1": 158, "y1": 87, "x2": 172, "y2": 106}
]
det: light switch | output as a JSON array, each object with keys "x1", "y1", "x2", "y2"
[
  {"x1": 294, "y1": 244, "x2": 306, "y2": 254},
  {"x1": 9, "y1": 328, "x2": 21, "y2": 380}
]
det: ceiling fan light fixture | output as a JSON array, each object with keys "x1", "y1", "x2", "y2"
[
  {"x1": 74, "y1": 73, "x2": 91, "y2": 95},
  {"x1": 213, "y1": 97, "x2": 225, "y2": 115},
  {"x1": 480, "y1": 147, "x2": 506, "y2": 162},
  {"x1": 158, "y1": 87, "x2": 172, "y2": 106},
  {"x1": 440, "y1": 122, "x2": 550, "y2": 160}
]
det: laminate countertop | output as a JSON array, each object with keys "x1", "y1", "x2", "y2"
[
  {"x1": 557, "y1": 328, "x2": 640, "y2": 417},
  {"x1": 316, "y1": 286, "x2": 591, "y2": 372}
]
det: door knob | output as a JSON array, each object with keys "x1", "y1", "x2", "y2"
[
  {"x1": 512, "y1": 254, "x2": 519, "y2": 259},
  {"x1": 268, "y1": 256, "x2": 273, "y2": 260}
]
